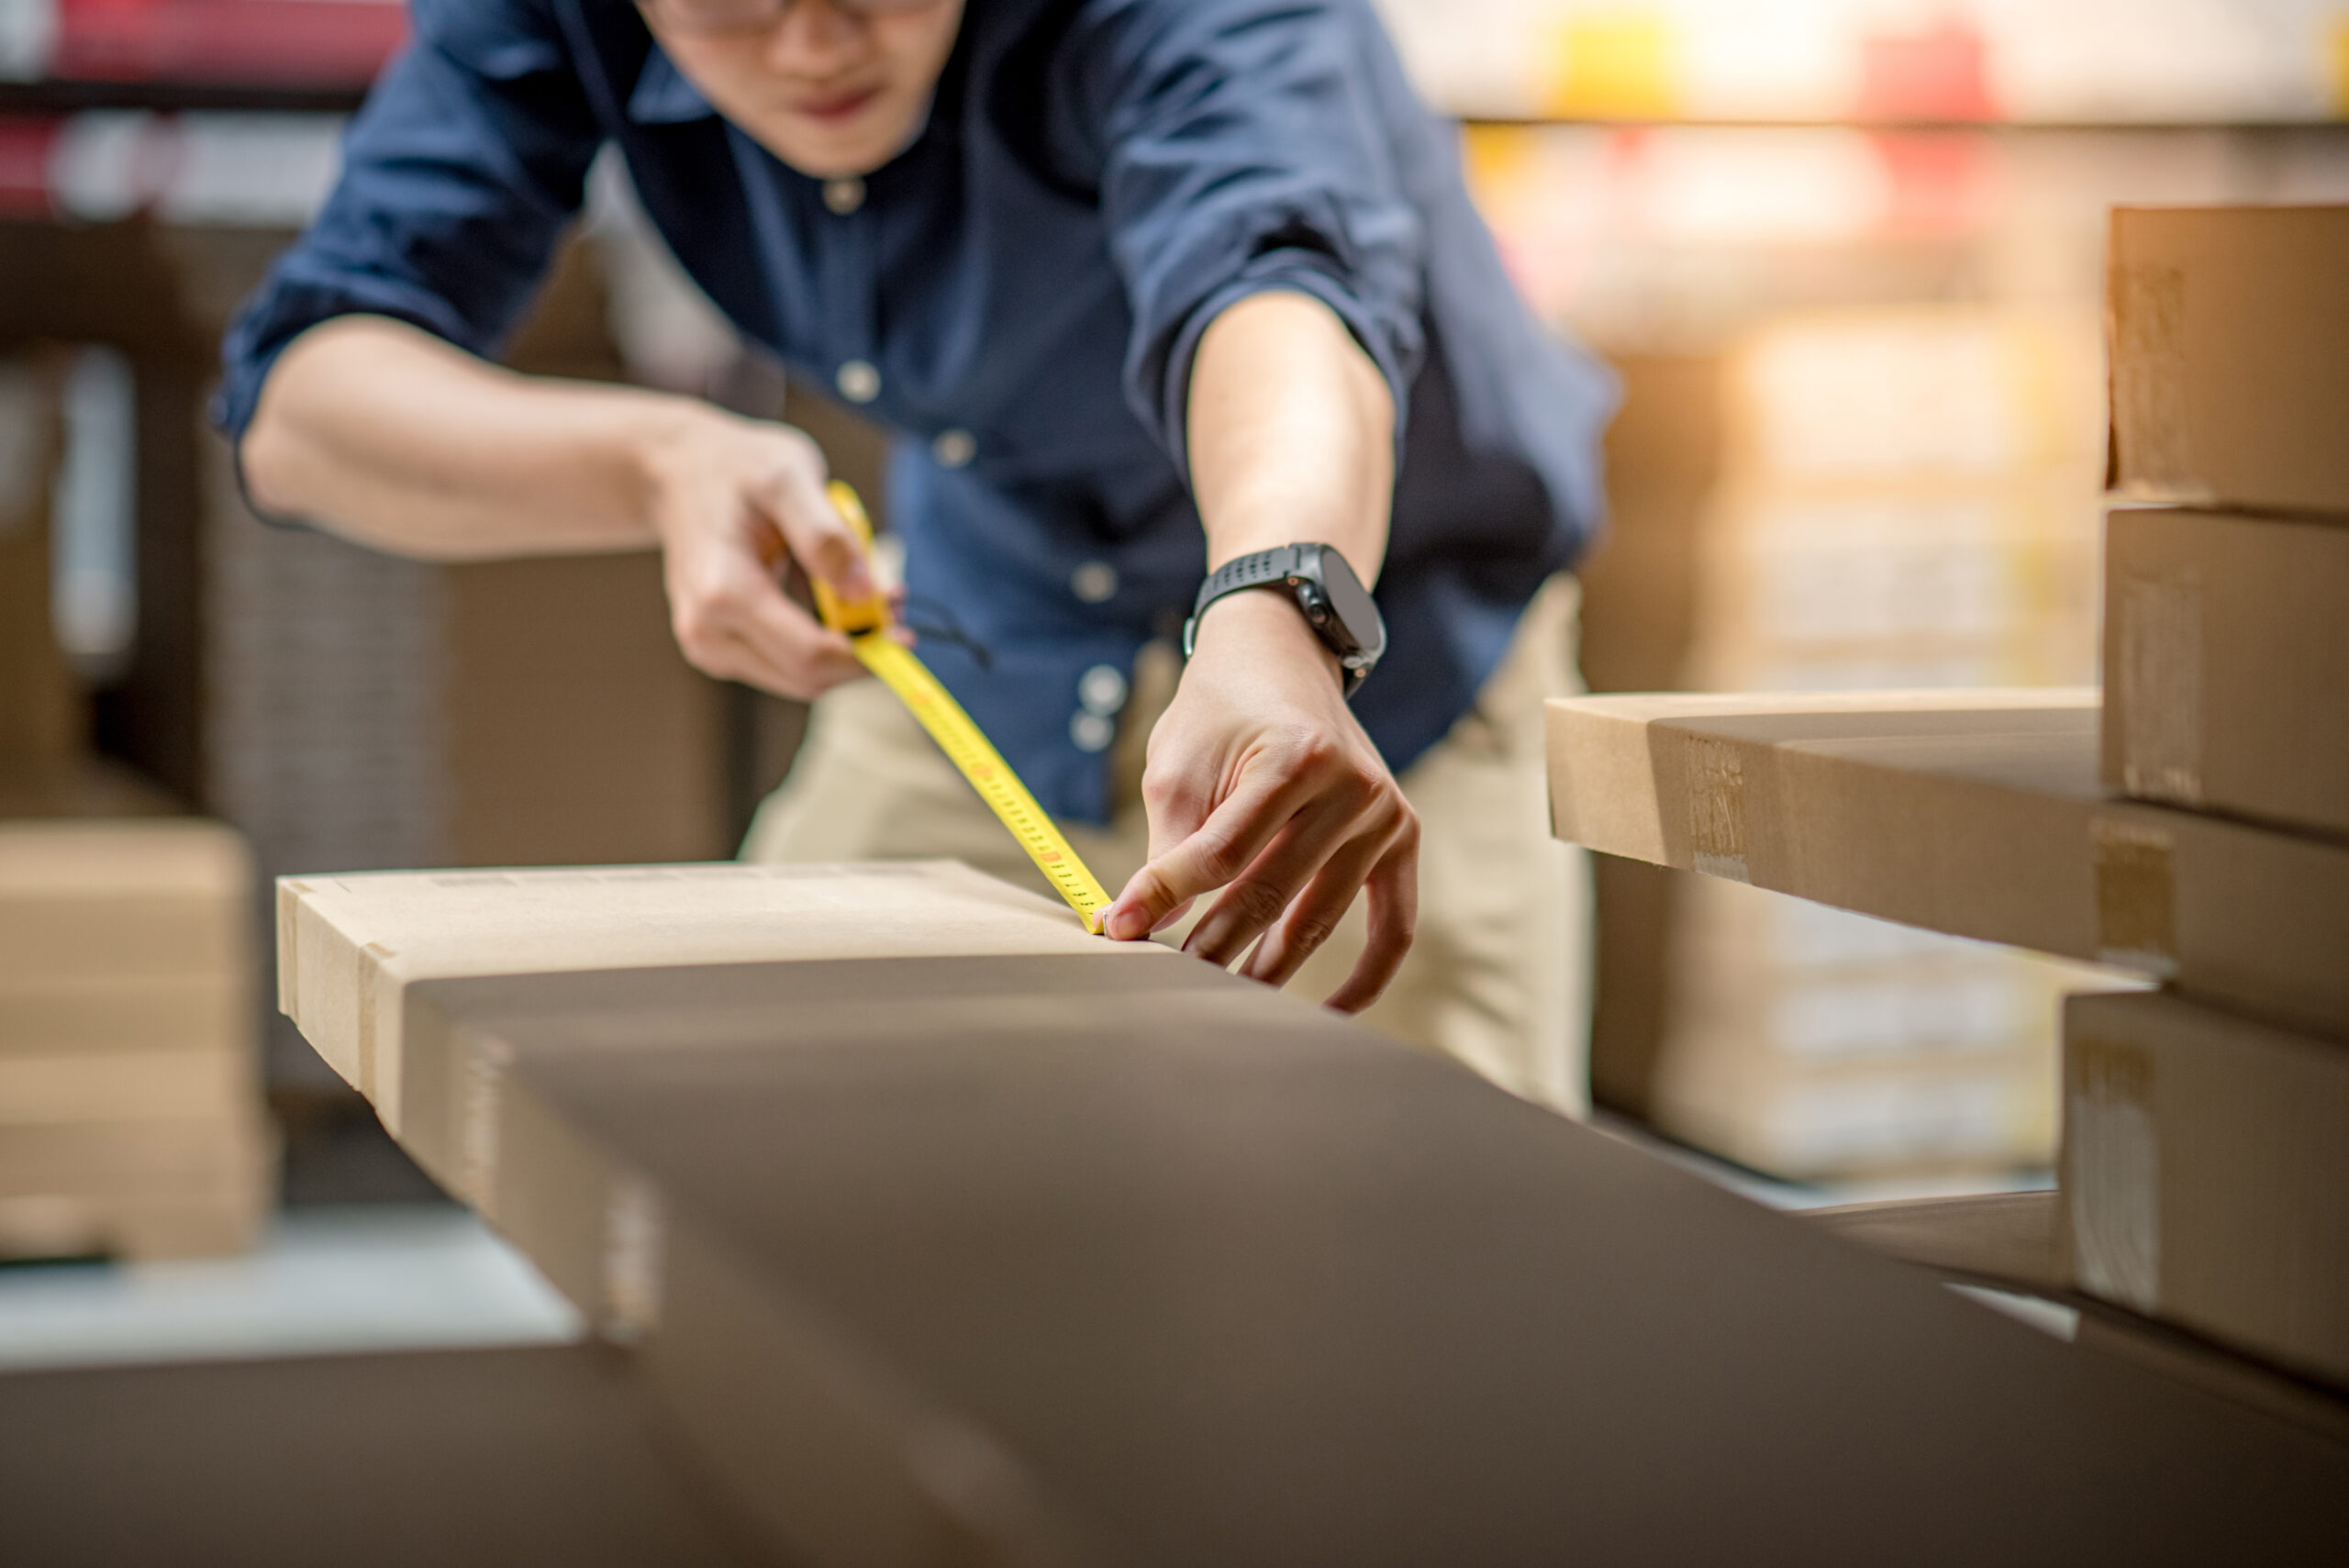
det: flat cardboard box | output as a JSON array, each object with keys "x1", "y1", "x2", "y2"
[
  {"x1": 0, "y1": 820, "x2": 249, "y2": 984},
  {"x1": 275, "y1": 861, "x2": 1138, "y2": 1131},
  {"x1": 2064, "y1": 988, "x2": 2349, "y2": 1390},
  {"x1": 356, "y1": 954, "x2": 2349, "y2": 1566},
  {"x1": 2107, "y1": 206, "x2": 2349, "y2": 516},
  {"x1": 2103, "y1": 507, "x2": 2349, "y2": 840},
  {"x1": 0, "y1": 1346, "x2": 774, "y2": 1567},
  {"x1": 1545, "y1": 690, "x2": 2349, "y2": 1037}
]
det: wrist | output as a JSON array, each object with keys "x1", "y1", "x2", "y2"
[
  {"x1": 1190, "y1": 586, "x2": 1346, "y2": 685},
  {"x1": 628, "y1": 395, "x2": 737, "y2": 540}
]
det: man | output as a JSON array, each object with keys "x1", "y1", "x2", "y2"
[{"x1": 219, "y1": 0, "x2": 1614, "y2": 1110}]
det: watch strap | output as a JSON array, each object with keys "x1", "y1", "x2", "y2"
[{"x1": 1182, "y1": 544, "x2": 1370, "y2": 696}]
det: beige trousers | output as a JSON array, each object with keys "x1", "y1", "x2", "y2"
[{"x1": 744, "y1": 575, "x2": 1593, "y2": 1117}]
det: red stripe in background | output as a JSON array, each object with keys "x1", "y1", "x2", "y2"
[
  {"x1": 55, "y1": 0, "x2": 409, "y2": 87},
  {"x1": 0, "y1": 117, "x2": 62, "y2": 218}
]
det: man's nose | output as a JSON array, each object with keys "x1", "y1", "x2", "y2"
[{"x1": 767, "y1": 0, "x2": 869, "y2": 70}]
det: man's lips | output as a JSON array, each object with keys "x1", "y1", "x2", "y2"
[{"x1": 791, "y1": 84, "x2": 884, "y2": 123}]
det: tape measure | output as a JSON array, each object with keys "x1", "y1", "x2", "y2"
[{"x1": 816, "y1": 482, "x2": 1114, "y2": 935}]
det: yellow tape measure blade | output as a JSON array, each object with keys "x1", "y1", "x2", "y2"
[{"x1": 853, "y1": 637, "x2": 1114, "y2": 935}]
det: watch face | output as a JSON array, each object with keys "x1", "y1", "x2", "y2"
[{"x1": 1312, "y1": 545, "x2": 1386, "y2": 661}]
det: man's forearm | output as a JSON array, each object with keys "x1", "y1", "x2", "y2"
[
  {"x1": 241, "y1": 315, "x2": 707, "y2": 562},
  {"x1": 1186, "y1": 290, "x2": 1395, "y2": 586}
]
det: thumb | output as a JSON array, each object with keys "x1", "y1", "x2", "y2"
[{"x1": 761, "y1": 447, "x2": 874, "y2": 601}]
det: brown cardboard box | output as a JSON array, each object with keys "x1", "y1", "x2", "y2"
[
  {"x1": 2103, "y1": 507, "x2": 2349, "y2": 840},
  {"x1": 2063, "y1": 988, "x2": 2349, "y2": 1389},
  {"x1": 0, "y1": 820, "x2": 250, "y2": 985},
  {"x1": 2107, "y1": 206, "x2": 2349, "y2": 516},
  {"x1": 1642, "y1": 874, "x2": 2119, "y2": 1180},
  {"x1": 0, "y1": 1346, "x2": 774, "y2": 1567},
  {"x1": 322, "y1": 949, "x2": 2349, "y2": 1564},
  {"x1": 1687, "y1": 481, "x2": 2102, "y2": 694},
  {"x1": 275, "y1": 861, "x2": 1145, "y2": 1129},
  {"x1": 442, "y1": 553, "x2": 730, "y2": 868},
  {"x1": 1545, "y1": 690, "x2": 2349, "y2": 1036}
]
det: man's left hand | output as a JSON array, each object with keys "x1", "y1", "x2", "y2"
[{"x1": 1101, "y1": 589, "x2": 1418, "y2": 1014}]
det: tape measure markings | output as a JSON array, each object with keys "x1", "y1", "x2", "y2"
[{"x1": 852, "y1": 635, "x2": 1113, "y2": 934}]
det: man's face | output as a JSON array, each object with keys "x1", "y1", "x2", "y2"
[{"x1": 642, "y1": 0, "x2": 965, "y2": 179}]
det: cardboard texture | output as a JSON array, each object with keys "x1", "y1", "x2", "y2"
[
  {"x1": 442, "y1": 553, "x2": 729, "y2": 867},
  {"x1": 0, "y1": 1050, "x2": 252, "y2": 1126},
  {"x1": 2103, "y1": 506, "x2": 2349, "y2": 840},
  {"x1": 1545, "y1": 690, "x2": 2349, "y2": 1037},
  {"x1": 0, "y1": 817, "x2": 269, "y2": 1261},
  {"x1": 275, "y1": 861, "x2": 1139, "y2": 1130},
  {"x1": 1645, "y1": 875, "x2": 2124, "y2": 1179},
  {"x1": 0, "y1": 1115, "x2": 272, "y2": 1198},
  {"x1": 0, "y1": 819, "x2": 249, "y2": 984},
  {"x1": 2064, "y1": 988, "x2": 2349, "y2": 1390},
  {"x1": 0, "y1": 973, "x2": 245, "y2": 1055},
  {"x1": 0, "y1": 1346, "x2": 775, "y2": 1568},
  {"x1": 330, "y1": 954, "x2": 2349, "y2": 1565},
  {"x1": 2107, "y1": 206, "x2": 2349, "y2": 517}
]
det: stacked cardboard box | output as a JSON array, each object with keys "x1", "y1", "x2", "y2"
[
  {"x1": 1655, "y1": 307, "x2": 2108, "y2": 1180},
  {"x1": 0, "y1": 819, "x2": 274, "y2": 1260},
  {"x1": 0, "y1": 353, "x2": 273, "y2": 1261},
  {"x1": 2061, "y1": 206, "x2": 2349, "y2": 1387},
  {"x1": 1657, "y1": 877, "x2": 2103, "y2": 1181}
]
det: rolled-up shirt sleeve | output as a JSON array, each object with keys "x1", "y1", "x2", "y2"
[
  {"x1": 212, "y1": 0, "x2": 602, "y2": 439},
  {"x1": 1063, "y1": 0, "x2": 1429, "y2": 476}
]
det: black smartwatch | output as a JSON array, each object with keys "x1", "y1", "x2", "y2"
[{"x1": 1181, "y1": 543, "x2": 1387, "y2": 696}]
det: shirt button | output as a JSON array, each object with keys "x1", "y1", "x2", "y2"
[
  {"x1": 931, "y1": 428, "x2": 976, "y2": 468},
  {"x1": 1069, "y1": 561, "x2": 1119, "y2": 604},
  {"x1": 822, "y1": 176, "x2": 865, "y2": 215},
  {"x1": 1070, "y1": 711, "x2": 1116, "y2": 753},
  {"x1": 1078, "y1": 663, "x2": 1128, "y2": 716},
  {"x1": 835, "y1": 359, "x2": 880, "y2": 404}
]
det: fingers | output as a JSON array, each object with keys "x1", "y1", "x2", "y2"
[
  {"x1": 1319, "y1": 833, "x2": 1419, "y2": 1015},
  {"x1": 670, "y1": 549, "x2": 863, "y2": 698},
  {"x1": 1180, "y1": 792, "x2": 1359, "y2": 967},
  {"x1": 1102, "y1": 763, "x2": 1316, "y2": 940},
  {"x1": 1237, "y1": 802, "x2": 1412, "y2": 989},
  {"x1": 755, "y1": 435, "x2": 874, "y2": 602}
]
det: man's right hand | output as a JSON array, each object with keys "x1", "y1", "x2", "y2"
[
  {"x1": 640, "y1": 407, "x2": 879, "y2": 700},
  {"x1": 241, "y1": 317, "x2": 884, "y2": 704}
]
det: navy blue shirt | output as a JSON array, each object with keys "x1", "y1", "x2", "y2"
[{"x1": 217, "y1": 0, "x2": 1616, "y2": 824}]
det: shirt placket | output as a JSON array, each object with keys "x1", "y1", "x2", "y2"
[{"x1": 818, "y1": 173, "x2": 882, "y2": 412}]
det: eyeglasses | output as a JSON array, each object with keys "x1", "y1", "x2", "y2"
[{"x1": 640, "y1": 0, "x2": 946, "y2": 39}]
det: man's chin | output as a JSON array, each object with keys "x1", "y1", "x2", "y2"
[{"x1": 761, "y1": 113, "x2": 911, "y2": 180}]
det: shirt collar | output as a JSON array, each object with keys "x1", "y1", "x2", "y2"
[{"x1": 628, "y1": 46, "x2": 718, "y2": 125}]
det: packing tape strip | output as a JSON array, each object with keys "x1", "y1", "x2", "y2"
[
  {"x1": 2065, "y1": 1032, "x2": 2162, "y2": 1315},
  {"x1": 1687, "y1": 735, "x2": 1751, "y2": 883},
  {"x1": 2091, "y1": 816, "x2": 2178, "y2": 977},
  {"x1": 2117, "y1": 566, "x2": 2206, "y2": 807}
]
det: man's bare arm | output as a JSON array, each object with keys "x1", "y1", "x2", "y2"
[
  {"x1": 241, "y1": 315, "x2": 874, "y2": 696},
  {"x1": 1103, "y1": 290, "x2": 1418, "y2": 1012}
]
